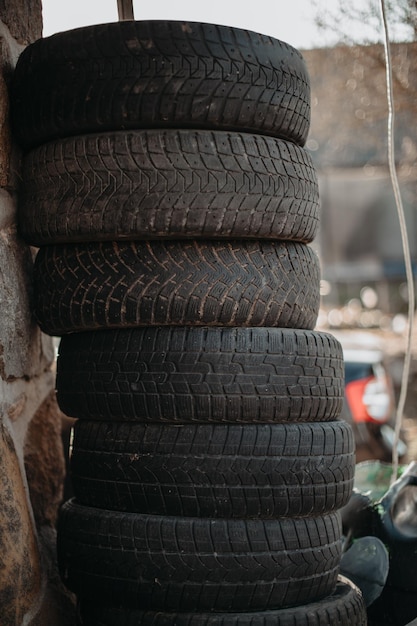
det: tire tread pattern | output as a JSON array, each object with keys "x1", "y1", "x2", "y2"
[
  {"x1": 20, "y1": 130, "x2": 319, "y2": 245},
  {"x1": 76, "y1": 576, "x2": 367, "y2": 625},
  {"x1": 70, "y1": 420, "x2": 355, "y2": 517},
  {"x1": 11, "y1": 21, "x2": 311, "y2": 149},
  {"x1": 56, "y1": 327, "x2": 344, "y2": 422},
  {"x1": 34, "y1": 241, "x2": 320, "y2": 335},
  {"x1": 58, "y1": 500, "x2": 342, "y2": 612}
]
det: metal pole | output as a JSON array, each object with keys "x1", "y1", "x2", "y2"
[{"x1": 117, "y1": 0, "x2": 134, "y2": 20}]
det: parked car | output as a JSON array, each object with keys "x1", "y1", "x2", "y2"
[{"x1": 331, "y1": 330, "x2": 407, "y2": 463}]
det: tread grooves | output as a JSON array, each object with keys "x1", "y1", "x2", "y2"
[
  {"x1": 34, "y1": 241, "x2": 320, "y2": 335},
  {"x1": 70, "y1": 421, "x2": 355, "y2": 517},
  {"x1": 11, "y1": 21, "x2": 311, "y2": 150},
  {"x1": 58, "y1": 500, "x2": 342, "y2": 612},
  {"x1": 56, "y1": 327, "x2": 344, "y2": 422}
]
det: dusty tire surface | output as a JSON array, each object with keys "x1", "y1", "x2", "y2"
[
  {"x1": 34, "y1": 240, "x2": 320, "y2": 335},
  {"x1": 11, "y1": 21, "x2": 310, "y2": 150},
  {"x1": 20, "y1": 130, "x2": 319, "y2": 245},
  {"x1": 58, "y1": 499, "x2": 342, "y2": 612},
  {"x1": 76, "y1": 576, "x2": 367, "y2": 625},
  {"x1": 70, "y1": 420, "x2": 355, "y2": 518},
  {"x1": 56, "y1": 327, "x2": 344, "y2": 422}
]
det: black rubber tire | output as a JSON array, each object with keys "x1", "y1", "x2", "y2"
[
  {"x1": 33, "y1": 240, "x2": 320, "y2": 336},
  {"x1": 11, "y1": 21, "x2": 311, "y2": 150},
  {"x1": 70, "y1": 420, "x2": 355, "y2": 518},
  {"x1": 20, "y1": 130, "x2": 319, "y2": 246},
  {"x1": 76, "y1": 576, "x2": 367, "y2": 625},
  {"x1": 58, "y1": 499, "x2": 342, "y2": 612},
  {"x1": 56, "y1": 327, "x2": 344, "y2": 423}
]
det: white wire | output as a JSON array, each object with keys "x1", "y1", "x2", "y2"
[{"x1": 379, "y1": 0, "x2": 415, "y2": 483}]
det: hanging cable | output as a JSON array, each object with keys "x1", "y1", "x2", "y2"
[{"x1": 379, "y1": 0, "x2": 415, "y2": 483}]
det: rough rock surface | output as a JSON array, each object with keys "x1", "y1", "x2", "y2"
[
  {"x1": 0, "y1": 2, "x2": 77, "y2": 624},
  {"x1": 0, "y1": 0, "x2": 42, "y2": 45},
  {"x1": 24, "y1": 390, "x2": 66, "y2": 527},
  {"x1": 0, "y1": 421, "x2": 42, "y2": 625}
]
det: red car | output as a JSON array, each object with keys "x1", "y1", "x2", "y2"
[{"x1": 332, "y1": 331, "x2": 407, "y2": 463}]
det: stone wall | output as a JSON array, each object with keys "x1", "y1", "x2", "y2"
[{"x1": 0, "y1": 2, "x2": 76, "y2": 623}]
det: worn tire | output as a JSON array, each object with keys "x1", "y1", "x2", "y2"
[
  {"x1": 11, "y1": 21, "x2": 310, "y2": 150},
  {"x1": 20, "y1": 130, "x2": 319, "y2": 245},
  {"x1": 56, "y1": 327, "x2": 344, "y2": 422},
  {"x1": 76, "y1": 576, "x2": 367, "y2": 625},
  {"x1": 70, "y1": 420, "x2": 355, "y2": 518},
  {"x1": 58, "y1": 499, "x2": 342, "y2": 612},
  {"x1": 34, "y1": 240, "x2": 320, "y2": 335}
]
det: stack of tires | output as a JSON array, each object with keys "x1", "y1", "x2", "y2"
[{"x1": 11, "y1": 20, "x2": 367, "y2": 625}]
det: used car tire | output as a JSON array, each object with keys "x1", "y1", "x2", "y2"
[
  {"x1": 76, "y1": 576, "x2": 367, "y2": 625},
  {"x1": 58, "y1": 499, "x2": 342, "y2": 612},
  {"x1": 56, "y1": 327, "x2": 344, "y2": 422},
  {"x1": 11, "y1": 21, "x2": 311, "y2": 150},
  {"x1": 33, "y1": 240, "x2": 320, "y2": 335},
  {"x1": 20, "y1": 130, "x2": 319, "y2": 245},
  {"x1": 70, "y1": 420, "x2": 355, "y2": 518}
]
